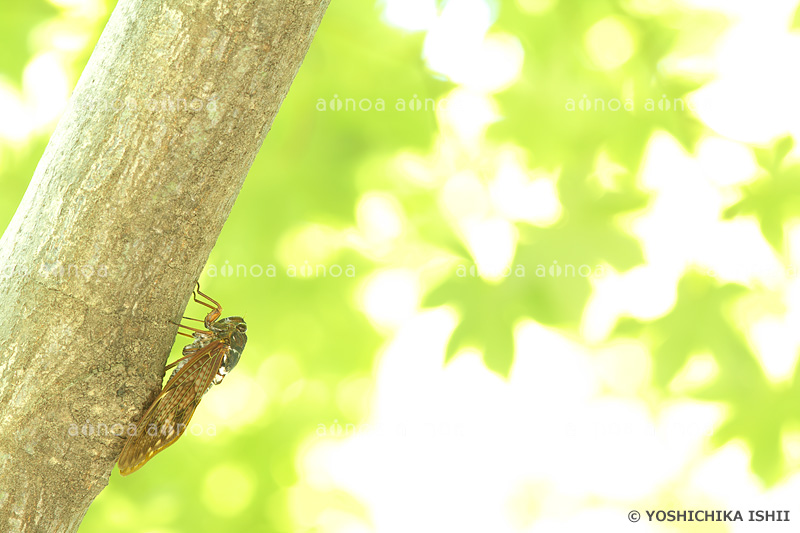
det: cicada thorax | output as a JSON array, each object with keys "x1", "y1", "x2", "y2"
[
  {"x1": 168, "y1": 316, "x2": 247, "y2": 389},
  {"x1": 205, "y1": 315, "x2": 247, "y2": 375}
]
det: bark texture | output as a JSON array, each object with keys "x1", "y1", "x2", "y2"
[{"x1": 0, "y1": 0, "x2": 329, "y2": 530}]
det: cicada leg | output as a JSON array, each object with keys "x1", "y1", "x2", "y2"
[{"x1": 193, "y1": 281, "x2": 222, "y2": 325}]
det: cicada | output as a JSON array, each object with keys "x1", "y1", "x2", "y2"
[{"x1": 118, "y1": 282, "x2": 247, "y2": 476}]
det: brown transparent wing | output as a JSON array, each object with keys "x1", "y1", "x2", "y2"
[{"x1": 118, "y1": 341, "x2": 227, "y2": 476}]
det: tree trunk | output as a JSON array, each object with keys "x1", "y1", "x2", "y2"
[{"x1": 0, "y1": 0, "x2": 329, "y2": 530}]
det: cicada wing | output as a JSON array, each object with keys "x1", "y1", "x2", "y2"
[{"x1": 118, "y1": 341, "x2": 227, "y2": 476}]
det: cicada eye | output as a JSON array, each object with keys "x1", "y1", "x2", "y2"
[{"x1": 237, "y1": 322, "x2": 247, "y2": 333}]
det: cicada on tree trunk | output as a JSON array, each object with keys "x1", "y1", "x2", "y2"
[{"x1": 118, "y1": 283, "x2": 247, "y2": 476}]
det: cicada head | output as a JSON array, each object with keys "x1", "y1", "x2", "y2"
[{"x1": 224, "y1": 321, "x2": 247, "y2": 373}]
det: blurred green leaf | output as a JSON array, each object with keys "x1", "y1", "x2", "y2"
[
  {"x1": 753, "y1": 135, "x2": 794, "y2": 174},
  {"x1": 613, "y1": 273, "x2": 799, "y2": 482},
  {"x1": 426, "y1": 161, "x2": 646, "y2": 376},
  {"x1": 614, "y1": 273, "x2": 749, "y2": 386},
  {"x1": 723, "y1": 163, "x2": 800, "y2": 252}
]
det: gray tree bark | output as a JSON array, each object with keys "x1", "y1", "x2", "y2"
[{"x1": 0, "y1": 0, "x2": 329, "y2": 530}]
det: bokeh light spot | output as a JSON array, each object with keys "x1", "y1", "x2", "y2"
[{"x1": 584, "y1": 16, "x2": 636, "y2": 70}]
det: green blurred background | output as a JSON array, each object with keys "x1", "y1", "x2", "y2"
[{"x1": 3, "y1": 0, "x2": 800, "y2": 531}]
